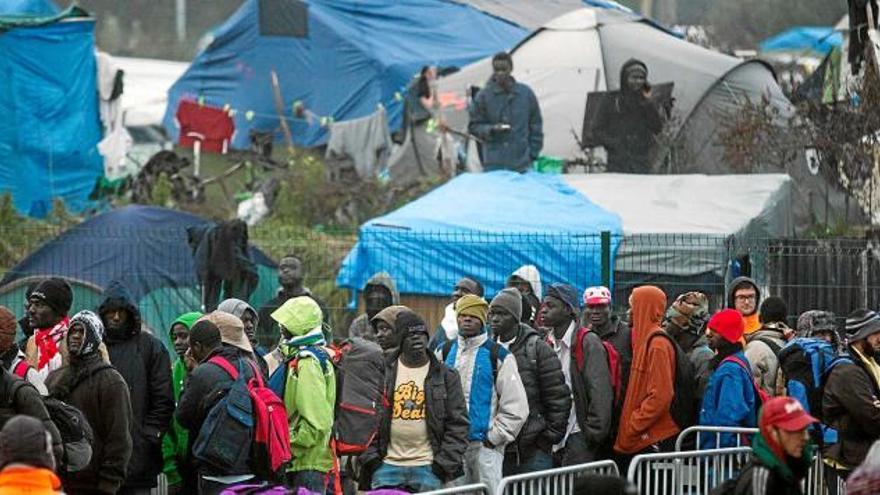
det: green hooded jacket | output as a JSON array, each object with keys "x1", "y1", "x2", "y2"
[{"x1": 161, "y1": 312, "x2": 202, "y2": 486}]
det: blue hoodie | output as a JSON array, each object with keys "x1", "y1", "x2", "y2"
[{"x1": 699, "y1": 350, "x2": 759, "y2": 449}]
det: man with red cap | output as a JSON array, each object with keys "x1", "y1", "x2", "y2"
[
  {"x1": 722, "y1": 397, "x2": 817, "y2": 494},
  {"x1": 699, "y1": 309, "x2": 761, "y2": 449}
]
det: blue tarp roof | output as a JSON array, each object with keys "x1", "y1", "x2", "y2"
[
  {"x1": 0, "y1": 0, "x2": 59, "y2": 16},
  {"x1": 0, "y1": 9, "x2": 102, "y2": 217},
  {"x1": 337, "y1": 171, "x2": 623, "y2": 299},
  {"x1": 760, "y1": 26, "x2": 843, "y2": 55},
  {"x1": 164, "y1": 0, "x2": 525, "y2": 149}
]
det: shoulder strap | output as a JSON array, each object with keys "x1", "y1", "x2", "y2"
[
  {"x1": 6, "y1": 379, "x2": 29, "y2": 407},
  {"x1": 490, "y1": 340, "x2": 500, "y2": 384},
  {"x1": 574, "y1": 327, "x2": 589, "y2": 373},
  {"x1": 12, "y1": 360, "x2": 29, "y2": 379},
  {"x1": 442, "y1": 339, "x2": 455, "y2": 361},
  {"x1": 754, "y1": 337, "x2": 782, "y2": 356},
  {"x1": 722, "y1": 355, "x2": 766, "y2": 404},
  {"x1": 208, "y1": 356, "x2": 239, "y2": 380}
]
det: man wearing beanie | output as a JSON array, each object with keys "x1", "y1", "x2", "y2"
[
  {"x1": 745, "y1": 296, "x2": 789, "y2": 396},
  {"x1": 822, "y1": 309, "x2": 880, "y2": 487},
  {"x1": 0, "y1": 415, "x2": 62, "y2": 493},
  {"x1": 431, "y1": 277, "x2": 484, "y2": 352},
  {"x1": 0, "y1": 305, "x2": 47, "y2": 395},
  {"x1": 723, "y1": 397, "x2": 817, "y2": 494},
  {"x1": 488, "y1": 288, "x2": 570, "y2": 475},
  {"x1": 359, "y1": 310, "x2": 468, "y2": 492},
  {"x1": 24, "y1": 277, "x2": 73, "y2": 381},
  {"x1": 543, "y1": 283, "x2": 613, "y2": 466},
  {"x1": 438, "y1": 294, "x2": 527, "y2": 492},
  {"x1": 699, "y1": 309, "x2": 761, "y2": 449}
]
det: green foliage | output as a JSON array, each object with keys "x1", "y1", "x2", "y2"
[
  {"x1": 151, "y1": 173, "x2": 173, "y2": 208},
  {"x1": 0, "y1": 193, "x2": 63, "y2": 273}
]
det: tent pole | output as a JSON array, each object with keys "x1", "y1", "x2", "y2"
[{"x1": 175, "y1": 0, "x2": 186, "y2": 42}]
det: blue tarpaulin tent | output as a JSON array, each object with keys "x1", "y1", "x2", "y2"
[
  {"x1": 760, "y1": 26, "x2": 843, "y2": 55},
  {"x1": 164, "y1": 0, "x2": 526, "y2": 149},
  {"x1": 0, "y1": 206, "x2": 279, "y2": 353},
  {"x1": 0, "y1": 2, "x2": 103, "y2": 217},
  {"x1": 337, "y1": 171, "x2": 623, "y2": 301}
]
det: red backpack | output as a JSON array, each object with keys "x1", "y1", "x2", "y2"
[
  {"x1": 209, "y1": 357, "x2": 292, "y2": 474},
  {"x1": 573, "y1": 327, "x2": 623, "y2": 406},
  {"x1": 722, "y1": 354, "x2": 772, "y2": 406}
]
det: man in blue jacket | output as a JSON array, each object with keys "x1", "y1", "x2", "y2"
[
  {"x1": 468, "y1": 52, "x2": 543, "y2": 172},
  {"x1": 699, "y1": 309, "x2": 760, "y2": 449}
]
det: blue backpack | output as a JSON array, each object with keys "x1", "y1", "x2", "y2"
[
  {"x1": 777, "y1": 338, "x2": 852, "y2": 445},
  {"x1": 267, "y1": 345, "x2": 330, "y2": 399}
]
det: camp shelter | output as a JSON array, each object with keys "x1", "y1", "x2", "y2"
[
  {"x1": 163, "y1": 0, "x2": 527, "y2": 150},
  {"x1": 760, "y1": 26, "x2": 843, "y2": 58},
  {"x1": 0, "y1": 2, "x2": 103, "y2": 217},
  {"x1": 0, "y1": 206, "x2": 279, "y2": 353}
]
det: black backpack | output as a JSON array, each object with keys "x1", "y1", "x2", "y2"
[
  {"x1": 44, "y1": 396, "x2": 94, "y2": 472},
  {"x1": 648, "y1": 333, "x2": 698, "y2": 430}
]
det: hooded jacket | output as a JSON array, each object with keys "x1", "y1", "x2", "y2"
[
  {"x1": 614, "y1": 286, "x2": 679, "y2": 454},
  {"x1": 727, "y1": 276, "x2": 762, "y2": 335},
  {"x1": 371, "y1": 305, "x2": 409, "y2": 355},
  {"x1": 699, "y1": 350, "x2": 759, "y2": 449},
  {"x1": 162, "y1": 311, "x2": 201, "y2": 488},
  {"x1": 496, "y1": 323, "x2": 570, "y2": 456},
  {"x1": 359, "y1": 353, "x2": 469, "y2": 486},
  {"x1": 745, "y1": 324, "x2": 786, "y2": 395},
  {"x1": 46, "y1": 311, "x2": 133, "y2": 495},
  {"x1": 468, "y1": 76, "x2": 543, "y2": 172},
  {"x1": 666, "y1": 325, "x2": 713, "y2": 400},
  {"x1": 0, "y1": 465, "x2": 63, "y2": 494},
  {"x1": 256, "y1": 286, "x2": 329, "y2": 350},
  {"x1": 349, "y1": 272, "x2": 401, "y2": 341},
  {"x1": 823, "y1": 345, "x2": 880, "y2": 469},
  {"x1": 98, "y1": 281, "x2": 174, "y2": 489}
]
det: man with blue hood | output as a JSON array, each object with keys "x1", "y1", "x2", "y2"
[{"x1": 98, "y1": 281, "x2": 174, "y2": 495}]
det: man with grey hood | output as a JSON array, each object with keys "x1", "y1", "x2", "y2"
[
  {"x1": 349, "y1": 272, "x2": 400, "y2": 342},
  {"x1": 215, "y1": 301, "x2": 269, "y2": 377}
]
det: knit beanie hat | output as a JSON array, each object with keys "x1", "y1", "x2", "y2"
[
  {"x1": 545, "y1": 283, "x2": 581, "y2": 316},
  {"x1": 395, "y1": 310, "x2": 429, "y2": 337},
  {"x1": 29, "y1": 278, "x2": 72, "y2": 315},
  {"x1": 0, "y1": 306, "x2": 16, "y2": 335},
  {"x1": 846, "y1": 309, "x2": 880, "y2": 343},
  {"x1": 490, "y1": 288, "x2": 523, "y2": 321},
  {"x1": 796, "y1": 310, "x2": 836, "y2": 338},
  {"x1": 708, "y1": 309, "x2": 745, "y2": 344},
  {"x1": 0, "y1": 415, "x2": 54, "y2": 470},
  {"x1": 68, "y1": 310, "x2": 105, "y2": 357},
  {"x1": 455, "y1": 294, "x2": 489, "y2": 324},
  {"x1": 759, "y1": 296, "x2": 788, "y2": 324}
]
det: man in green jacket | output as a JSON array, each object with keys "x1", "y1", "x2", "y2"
[
  {"x1": 161, "y1": 311, "x2": 202, "y2": 494},
  {"x1": 271, "y1": 297, "x2": 336, "y2": 492}
]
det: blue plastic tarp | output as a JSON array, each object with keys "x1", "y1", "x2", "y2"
[
  {"x1": 0, "y1": 0, "x2": 59, "y2": 16},
  {"x1": 164, "y1": 0, "x2": 525, "y2": 149},
  {"x1": 0, "y1": 18, "x2": 102, "y2": 217},
  {"x1": 337, "y1": 171, "x2": 623, "y2": 299},
  {"x1": 760, "y1": 27, "x2": 842, "y2": 55}
]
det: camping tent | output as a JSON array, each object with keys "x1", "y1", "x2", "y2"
[
  {"x1": 337, "y1": 171, "x2": 623, "y2": 302},
  {"x1": 0, "y1": 2, "x2": 103, "y2": 217},
  {"x1": 0, "y1": 206, "x2": 279, "y2": 353},
  {"x1": 402, "y1": 8, "x2": 792, "y2": 175},
  {"x1": 163, "y1": 0, "x2": 527, "y2": 149}
]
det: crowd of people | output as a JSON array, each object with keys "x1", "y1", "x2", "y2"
[{"x1": 1, "y1": 260, "x2": 880, "y2": 495}]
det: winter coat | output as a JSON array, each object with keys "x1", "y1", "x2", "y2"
[
  {"x1": 360, "y1": 354, "x2": 469, "y2": 486},
  {"x1": 0, "y1": 370, "x2": 62, "y2": 461},
  {"x1": 0, "y1": 344, "x2": 48, "y2": 395},
  {"x1": 668, "y1": 328, "x2": 713, "y2": 400},
  {"x1": 727, "y1": 432, "x2": 810, "y2": 495},
  {"x1": 614, "y1": 287, "x2": 679, "y2": 454},
  {"x1": 161, "y1": 357, "x2": 189, "y2": 486},
  {"x1": 570, "y1": 328, "x2": 614, "y2": 452},
  {"x1": 699, "y1": 351, "x2": 759, "y2": 449},
  {"x1": 498, "y1": 324, "x2": 570, "y2": 456},
  {"x1": 745, "y1": 326, "x2": 786, "y2": 396},
  {"x1": 592, "y1": 317, "x2": 633, "y2": 403},
  {"x1": 727, "y1": 276, "x2": 762, "y2": 335},
  {"x1": 256, "y1": 287, "x2": 328, "y2": 350},
  {"x1": 98, "y1": 281, "x2": 174, "y2": 489},
  {"x1": 468, "y1": 77, "x2": 543, "y2": 172},
  {"x1": 822, "y1": 347, "x2": 880, "y2": 469},
  {"x1": 46, "y1": 354, "x2": 133, "y2": 495},
  {"x1": 0, "y1": 466, "x2": 63, "y2": 494},
  {"x1": 175, "y1": 346, "x2": 256, "y2": 476},
  {"x1": 349, "y1": 272, "x2": 401, "y2": 342},
  {"x1": 439, "y1": 332, "x2": 528, "y2": 448}
]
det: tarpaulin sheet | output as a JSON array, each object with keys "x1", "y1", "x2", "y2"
[
  {"x1": 337, "y1": 171, "x2": 622, "y2": 298},
  {"x1": 760, "y1": 27, "x2": 843, "y2": 55},
  {"x1": 0, "y1": 18, "x2": 102, "y2": 217}
]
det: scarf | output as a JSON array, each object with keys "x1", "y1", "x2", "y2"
[
  {"x1": 710, "y1": 341, "x2": 744, "y2": 370},
  {"x1": 752, "y1": 430, "x2": 813, "y2": 483},
  {"x1": 33, "y1": 316, "x2": 69, "y2": 370},
  {"x1": 853, "y1": 346, "x2": 880, "y2": 391},
  {"x1": 278, "y1": 328, "x2": 326, "y2": 362}
]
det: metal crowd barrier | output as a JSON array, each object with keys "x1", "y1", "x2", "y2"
[
  {"x1": 495, "y1": 460, "x2": 620, "y2": 495},
  {"x1": 419, "y1": 483, "x2": 492, "y2": 495},
  {"x1": 675, "y1": 426, "x2": 759, "y2": 451},
  {"x1": 627, "y1": 447, "x2": 751, "y2": 495}
]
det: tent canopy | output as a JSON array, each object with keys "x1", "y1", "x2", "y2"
[
  {"x1": 164, "y1": 0, "x2": 526, "y2": 149},
  {"x1": 760, "y1": 26, "x2": 843, "y2": 56},
  {"x1": 116, "y1": 57, "x2": 189, "y2": 127},
  {"x1": 0, "y1": 206, "x2": 279, "y2": 351},
  {"x1": 0, "y1": 0, "x2": 59, "y2": 17},
  {"x1": 337, "y1": 171, "x2": 623, "y2": 298}
]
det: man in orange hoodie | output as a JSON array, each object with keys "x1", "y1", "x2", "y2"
[{"x1": 614, "y1": 286, "x2": 680, "y2": 466}]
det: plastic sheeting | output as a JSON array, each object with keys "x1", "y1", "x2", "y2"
[
  {"x1": 337, "y1": 171, "x2": 622, "y2": 298},
  {"x1": 164, "y1": 0, "x2": 525, "y2": 149},
  {"x1": 760, "y1": 27, "x2": 843, "y2": 56},
  {"x1": 0, "y1": 17, "x2": 103, "y2": 217}
]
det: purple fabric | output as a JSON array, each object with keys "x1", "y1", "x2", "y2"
[{"x1": 366, "y1": 490, "x2": 413, "y2": 495}]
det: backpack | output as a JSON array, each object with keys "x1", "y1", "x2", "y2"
[
  {"x1": 49, "y1": 364, "x2": 112, "y2": 473},
  {"x1": 267, "y1": 346, "x2": 330, "y2": 400},
  {"x1": 442, "y1": 338, "x2": 502, "y2": 383},
  {"x1": 777, "y1": 338, "x2": 851, "y2": 444},
  {"x1": 722, "y1": 354, "x2": 771, "y2": 421},
  {"x1": 194, "y1": 357, "x2": 292, "y2": 476},
  {"x1": 573, "y1": 327, "x2": 623, "y2": 407},
  {"x1": 648, "y1": 333, "x2": 698, "y2": 430},
  {"x1": 751, "y1": 336, "x2": 783, "y2": 357},
  {"x1": 330, "y1": 338, "x2": 385, "y2": 456}
]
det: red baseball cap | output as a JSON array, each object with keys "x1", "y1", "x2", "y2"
[{"x1": 760, "y1": 397, "x2": 818, "y2": 432}]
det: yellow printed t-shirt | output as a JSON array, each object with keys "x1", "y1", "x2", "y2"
[{"x1": 385, "y1": 360, "x2": 433, "y2": 466}]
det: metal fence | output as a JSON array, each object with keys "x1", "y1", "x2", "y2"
[
  {"x1": 419, "y1": 484, "x2": 492, "y2": 495},
  {"x1": 627, "y1": 447, "x2": 751, "y2": 495},
  {"x1": 495, "y1": 460, "x2": 619, "y2": 495}
]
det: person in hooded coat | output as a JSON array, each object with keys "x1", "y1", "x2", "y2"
[
  {"x1": 217, "y1": 298, "x2": 269, "y2": 376},
  {"x1": 593, "y1": 59, "x2": 664, "y2": 173},
  {"x1": 46, "y1": 310, "x2": 133, "y2": 495},
  {"x1": 349, "y1": 272, "x2": 400, "y2": 342},
  {"x1": 371, "y1": 305, "x2": 411, "y2": 357},
  {"x1": 507, "y1": 265, "x2": 542, "y2": 328},
  {"x1": 97, "y1": 281, "x2": 173, "y2": 494},
  {"x1": 614, "y1": 286, "x2": 679, "y2": 459},
  {"x1": 728, "y1": 276, "x2": 762, "y2": 335}
]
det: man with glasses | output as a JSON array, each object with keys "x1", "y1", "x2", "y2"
[{"x1": 727, "y1": 276, "x2": 762, "y2": 335}]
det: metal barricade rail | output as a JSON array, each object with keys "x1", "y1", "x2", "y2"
[
  {"x1": 496, "y1": 460, "x2": 620, "y2": 495},
  {"x1": 418, "y1": 484, "x2": 492, "y2": 495},
  {"x1": 628, "y1": 447, "x2": 751, "y2": 495},
  {"x1": 675, "y1": 426, "x2": 759, "y2": 451}
]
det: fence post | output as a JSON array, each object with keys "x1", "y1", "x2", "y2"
[{"x1": 601, "y1": 231, "x2": 611, "y2": 288}]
